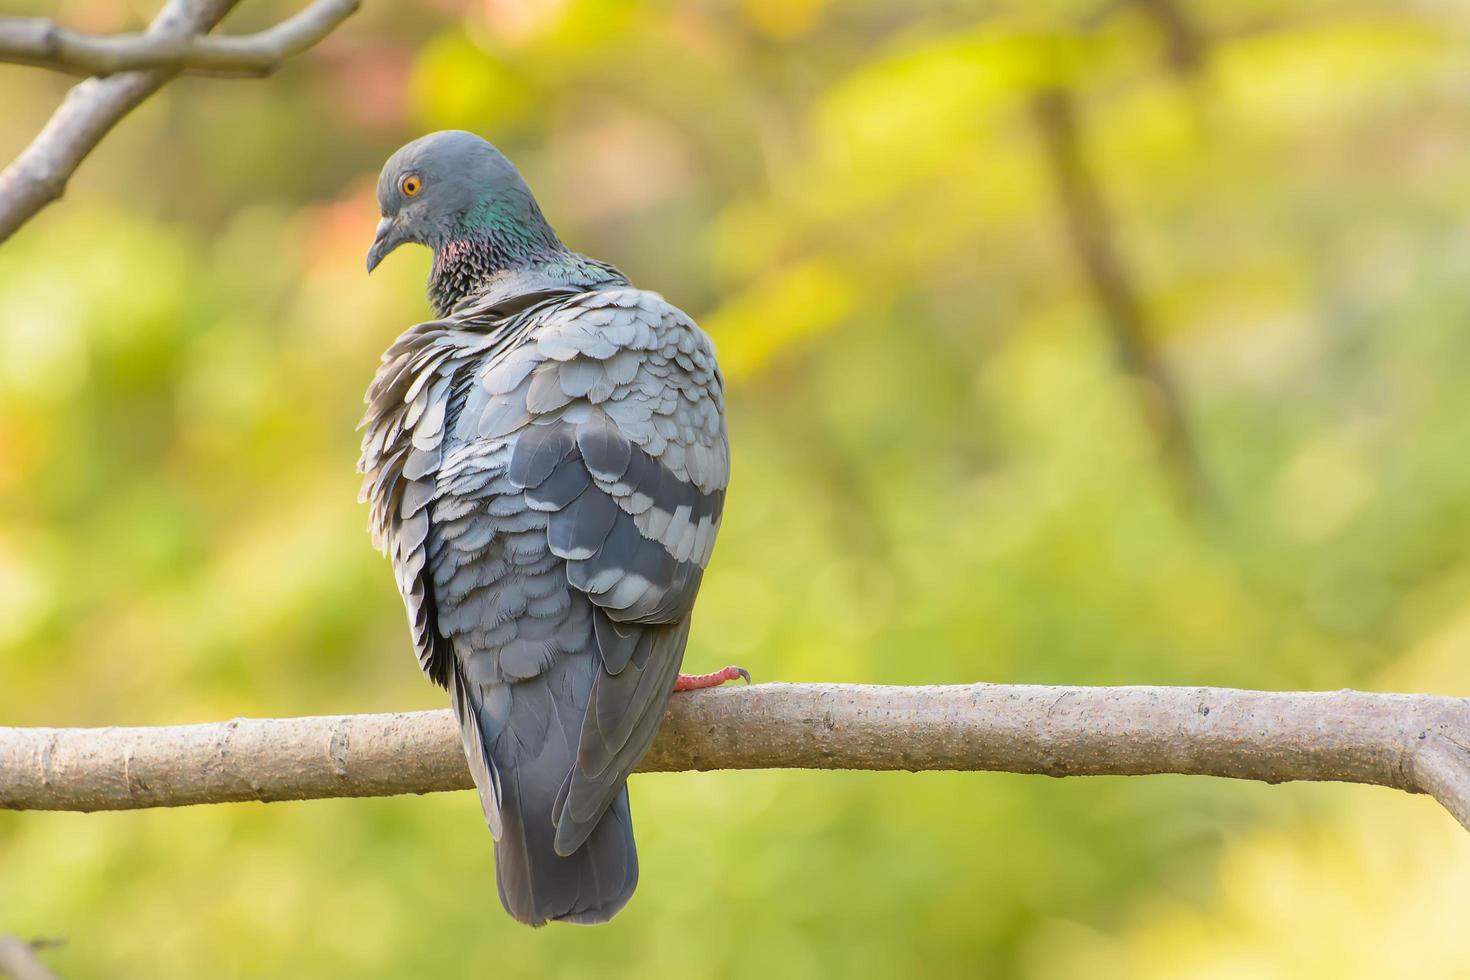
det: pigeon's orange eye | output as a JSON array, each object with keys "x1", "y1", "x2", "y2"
[{"x1": 401, "y1": 174, "x2": 422, "y2": 197}]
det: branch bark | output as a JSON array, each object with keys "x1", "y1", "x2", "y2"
[
  {"x1": 3, "y1": 684, "x2": 1470, "y2": 834},
  {"x1": 0, "y1": 0, "x2": 358, "y2": 78},
  {"x1": 0, "y1": 0, "x2": 357, "y2": 245}
]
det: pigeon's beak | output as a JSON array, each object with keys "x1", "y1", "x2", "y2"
[{"x1": 365, "y1": 216, "x2": 407, "y2": 274}]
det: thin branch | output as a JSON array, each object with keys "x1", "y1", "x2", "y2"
[
  {"x1": 0, "y1": 937, "x2": 60, "y2": 980},
  {"x1": 3, "y1": 684, "x2": 1470, "y2": 834},
  {"x1": 0, "y1": 0, "x2": 358, "y2": 245},
  {"x1": 0, "y1": 0, "x2": 358, "y2": 78},
  {"x1": 1032, "y1": 86, "x2": 1213, "y2": 512}
]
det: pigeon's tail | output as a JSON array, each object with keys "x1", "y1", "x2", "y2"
[
  {"x1": 495, "y1": 779, "x2": 638, "y2": 927},
  {"x1": 451, "y1": 662, "x2": 638, "y2": 927}
]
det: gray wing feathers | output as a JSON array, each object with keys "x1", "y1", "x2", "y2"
[
  {"x1": 451, "y1": 666, "x2": 505, "y2": 837},
  {"x1": 482, "y1": 289, "x2": 727, "y2": 855},
  {"x1": 358, "y1": 321, "x2": 495, "y2": 688},
  {"x1": 553, "y1": 617, "x2": 689, "y2": 854}
]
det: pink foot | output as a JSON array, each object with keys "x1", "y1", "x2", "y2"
[{"x1": 673, "y1": 666, "x2": 751, "y2": 692}]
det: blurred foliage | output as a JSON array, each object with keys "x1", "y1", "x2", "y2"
[{"x1": 3, "y1": 0, "x2": 1470, "y2": 976}]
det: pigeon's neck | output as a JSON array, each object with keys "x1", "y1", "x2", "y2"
[
  {"x1": 427, "y1": 196, "x2": 622, "y2": 317},
  {"x1": 428, "y1": 238, "x2": 624, "y2": 317},
  {"x1": 433, "y1": 235, "x2": 630, "y2": 317}
]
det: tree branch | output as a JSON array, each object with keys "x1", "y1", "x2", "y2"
[
  {"x1": 3, "y1": 684, "x2": 1470, "y2": 834},
  {"x1": 0, "y1": 0, "x2": 358, "y2": 78},
  {"x1": 0, "y1": 0, "x2": 237, "y2": 245},
  {"x1": 1032, "y1": 86, "x2": 1213, "y2": 512},
  {"x1": 0, "y1": 0, "x2": 357, "y2": 245}
]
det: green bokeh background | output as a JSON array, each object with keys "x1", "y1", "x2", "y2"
[{"x1": 4, "y1": 1, "x2": 1470, "y2": 976}]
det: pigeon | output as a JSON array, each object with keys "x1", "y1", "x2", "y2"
[{"x1": 357, "y1": 131, "x2": 743, "y2": 927}]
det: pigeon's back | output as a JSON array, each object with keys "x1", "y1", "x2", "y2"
[{"x1": 360, "y1": 283, "x2": 728, "y2": 925}]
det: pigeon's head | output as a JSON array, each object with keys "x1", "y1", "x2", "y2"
[{"x1": 366, "y1": 130, "x2": 559, "y2": 273}]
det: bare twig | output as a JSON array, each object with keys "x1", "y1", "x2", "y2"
[
  {"x1": 0, "y1": 0, "x2": 358, "y2": 78},
  {"x1": 0, "y1": 937, "x2": 60, "y2": 980},
  {"x1": 1032, "y1": 86, "x2": 1212, "y2": 511},
  {"x1": 0, "y1": 0, "x2": 358, "y2": 245},
  {"x1": 3, "y1": 684, "x2": 1470, "y2": 835}
]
